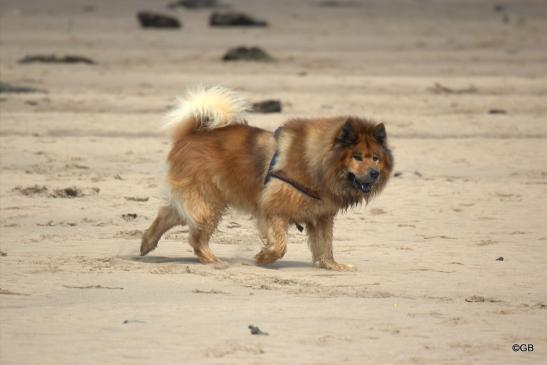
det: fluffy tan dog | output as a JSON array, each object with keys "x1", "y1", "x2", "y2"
[{"x1": 140, "y1": 86, "x2": 393, "y2": 270}]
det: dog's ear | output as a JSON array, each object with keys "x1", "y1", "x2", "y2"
[
  {"x1": 373, "y1": 123, "x2": 386, "y2": 145},
  {"x1": 336, "y1": 120, "x2": 358, "y2": 146}
]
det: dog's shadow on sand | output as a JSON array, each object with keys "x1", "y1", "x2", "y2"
[
  {"x1": 258, "y1": 260, "x2": 314, "y2": 270},
  {"x1": 119, "y1": 255, "x2": 313, "y2": 270},
  {"x1": 121, "y1": 255, "x2": 200, "y2": 264}
]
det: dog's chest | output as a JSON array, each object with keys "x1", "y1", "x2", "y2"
[{"x1": 261, "y1": 180, "x2": 336, "y2": 220}]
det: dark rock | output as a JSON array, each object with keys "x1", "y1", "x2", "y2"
[
  {"x1": 317, "y1": 1, "x2": 359, "y2": 7},
  {"x1": 124, "y1": 196, "x2": 149, "y2": 202},
  {"x1": 393, "y1": 171, "x2": 403, "y2": 177},
  {"x1": 493, "y1": 4, "x2": 508, "y2": 13},
  {"x1": 64, "y1": 284, "x2": 123, "y2": 290},
  {"x1": 57, "y1": 187, "x2": 80, "y2": 198},
  {"x1": 488, "y1": 109, "x2": 507, "y2": 114},
  {"x1": 13, "y1": 185, "x2": 98, "y2": 198},
  {"x1": 115, "y1": 230, "x2": 143, "y2": 239},
  {"x1": 465, "y1": 296, "x2": 485, "y2": 303},
  {"x1": 0, "y1": 82, "x2": 45, "y2": 94},
  {"x1": 496, "y1": 256, "x2": 504, "y2": 261},
  {"x1": 51, "y1": 186, "x2": 100, "y2": 198},
  {"x1": 192, "y1": 289, "x2": 228, "y2": 294},
  {"x1": 248, "y1": 325, "x2": 268, "y2": 335},
  {"x1": 121, "y1": 213, "x2": 138, "y2": 221},
  {"x1": 251, "y1": 100, "x2": 282, "y2": 113},
  {"x1": 428, "y1": 82, "x2": 477, "y2": 94},
  {"x1": 210, "y1": 12, "x2": 268, "y2": 27},
  {"x1": 222, "y1": 46, "x2": 274, "y2": 62},
  {"x1": 137, "y1": 11, "x2": 181, "y2": 29},
  {"x1": 18, "y1": 54, "x2": 96, "y2": 65},
  {"x1": 168, "y1": 0, "x2": 220, "y2": 9},
  {"x1": 12, "y1": 185, "x2": 49, "y2": 196},
  {"x1": 465, "y1": 296, "x2": 502, "y2": 303}
]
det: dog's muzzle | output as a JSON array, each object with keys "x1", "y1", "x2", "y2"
[{"x1": 348, "y1": 170, "x2": 379, "y2": 193}]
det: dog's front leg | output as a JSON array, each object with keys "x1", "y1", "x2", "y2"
[
  {"x1": 255, "y1": 216, "x2": 288, "y2": 265},
  {"x1": 306, "y1": 214, "x2": 353, "y2": 271}
]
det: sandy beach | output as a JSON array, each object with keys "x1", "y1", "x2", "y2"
[{"x1": 1, "y1": 0, "x2": 546, "y2": 364}]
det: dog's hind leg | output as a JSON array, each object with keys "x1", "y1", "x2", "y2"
[
  {"x1": 170, "y1": 187, "x2": 225, "y2": 265},
  {"x1": 255, "y1": 216, "x2": 289, "y2": 265},
  {"x1": 188, "y1": 212, "x2": 223, "y2": 265},
  {"x1": 189, "y1": 226, "x2": 220, "y2": 264},
  {"x1": 141, "y1": 205, "x2": 184, "y2": 256}
]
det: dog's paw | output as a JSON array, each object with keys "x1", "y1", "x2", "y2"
[
  {"x1": 255, "y1": 246, "x2": 285, "y2": 265},
  {"x1": 194, "y1": 248, "x2": 222, "y2": 266},
  {"x1": 140, "y1": 232, "x2": 157, "y2": 256},
  {"x1": 211, "y1": 261, "x2": 229, "y2": 270},
  {"x1": 319, "y1": 260, "x2": 354, "y2": 272}
]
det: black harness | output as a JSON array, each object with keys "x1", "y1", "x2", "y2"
[
  {"x1": 264, "y1": 128, "x2": 321, "y2": 201},
  {"x1": 263, "y1": 128, "x2": 282, "y2": 185}
]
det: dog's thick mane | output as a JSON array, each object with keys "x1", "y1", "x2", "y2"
[{"x1": 163, "y1": 85, "x2": 249, "y2": 141}]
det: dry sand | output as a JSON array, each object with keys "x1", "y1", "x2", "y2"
[{"x1": 1, "y1": 0, "x2": 546, "y2": 364}]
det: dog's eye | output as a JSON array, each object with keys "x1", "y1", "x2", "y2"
[
  {"x1": 352, "y1": 154, "x2": 363, "y2": 161},
  {"x1": 372, "y1": 155, "x2": 380, "y2": 162}
]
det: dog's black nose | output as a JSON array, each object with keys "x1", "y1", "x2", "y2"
[{"x1": 369, "y1": 169, "x2": 379, "y2": 179}]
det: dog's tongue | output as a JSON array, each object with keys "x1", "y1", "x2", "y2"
[
  {"x1": 361, "y1": 183, "x2": 372, "y2": 193},
  {"x1": 349, "y1": 173, "x2": 372, "y2": 194}
]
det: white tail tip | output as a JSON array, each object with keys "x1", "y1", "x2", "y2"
[{"x1": 163, "y1": 85, "x2": 249, "y2": 134}]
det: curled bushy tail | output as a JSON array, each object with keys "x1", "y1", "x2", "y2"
[{"x1": 163, "y1": 86, "x2": 249, "y2": 141}]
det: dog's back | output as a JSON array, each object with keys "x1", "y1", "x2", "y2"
[{"x1": 164, "y1": 86, "x2": 276, "y2": 213}]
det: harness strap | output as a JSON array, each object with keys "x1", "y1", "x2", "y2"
[
  {"x1": 269, "y1": 171, "x2": 322, "y2": 201},
  {"x1": 264, "y1": 128, "x2": 281, "y2": 185},
  {"x1": 264, "y1": 127, "x2": 322, "y2": 201}
]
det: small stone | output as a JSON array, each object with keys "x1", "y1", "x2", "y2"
[
  {"x1": 222, "y1": 47, "x2": 274, "y2": 62},
  {"x1": 465, "y1": 296, "x2": 485, "y2": 303},
  {"x1": 123, "y1": 320, "x2": 146, "y2": 324},
  {"x1": 0, "y1": 82, "x2": 46, "y2": 94},
  {"x1": 137, "y1": 12, "x2": 181, "y2": 29},
  {"x1": 124, "y1": 196, "x2": 149, "y2": 202},
  {"x1": 210, "y1": 12, "x2": 268, "y2": 27},
  {"x1": 121, "y1": 213, "x2": 138, "y2": 221},
  {"x1": 250, "y1": 100, "x2": 282, "y2": 113},
  {"x1": 168, "y1": 0, "x2": 220, "y2": 9},
  {"x1": 13, "y1": 185, "x2": 49, "y2": 196},
  {"x1": 248, "y1": 325, "x2": 268, "y2": 335},
  {"x1": 18, "y1": 55, "x2": 96, "y2": 65}
]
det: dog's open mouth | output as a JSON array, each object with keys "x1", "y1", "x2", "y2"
[{"x1": 348, "y1": 173, "x2": 373, "y2": 193}]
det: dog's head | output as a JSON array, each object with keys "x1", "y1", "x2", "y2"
[{"x1": 326, "y1": 118, "x2": 393, "y2": 205}]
